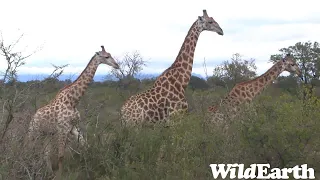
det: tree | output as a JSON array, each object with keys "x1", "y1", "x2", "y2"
[
  {"x1": 270, "y1": 41, "x2": 320, "y2": 100},
  {"x1": 110, "y1": 51, "x2": 146, "y2": 80},
  {"x1": 210, "y1": 53, "x2": 257, "y2": 88},
  {"x1": 273, "y1": 76, "x2": 299, "y2": 95},
  {"x1": 0, "y1": 32, "x2": 40, "y2": 142},
  {"x1": 0, "y1": 31, "x2": 67, "y2": 143},
  {"x1": 189, "y1": 75, "x2": 209, "y2": 91},
  {"x1": 40, "y1": 64, "x2": 69, "y2": 93},
  {"x1": 109, "y1": 51, "x2": 146, "y2": 92},
  {"x1": 0, "y1": 33, "x2": 35, "y2": 83}
]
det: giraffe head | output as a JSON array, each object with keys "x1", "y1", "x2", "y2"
[
  {"x1": 281, "y1": 54, "x2": 302, "y2": 77},
  {"x1": 197, "y1": 9, "x2": 223, "y2": 35},
  {"x1": 95, "y1": 46, "x2": 120, "y2": 69}
]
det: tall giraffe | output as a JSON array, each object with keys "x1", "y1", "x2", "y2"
[
  {"x1": 208, "y1": 54, "x2": 302, "y2": 125},
  {"x1": 26, "y1": 46, "x2": 119, "y2": 179},
  {"x1": 120, "y1": 10, "x2": 224, "y2": 125}
]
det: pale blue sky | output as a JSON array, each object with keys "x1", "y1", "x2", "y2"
[{"x1": 1, "y1": 0, "x2": 320, "y2": 78}]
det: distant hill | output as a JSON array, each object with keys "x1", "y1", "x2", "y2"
[{"x1": 17, "y1": 73, "x2": 205, "y2": 82}]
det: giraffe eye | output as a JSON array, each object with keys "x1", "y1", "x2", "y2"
[{"x1": 291, "y1": 64, "x2": 295, "y2": 66}]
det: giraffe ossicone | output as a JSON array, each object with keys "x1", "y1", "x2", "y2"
[
  {"x1": 203, "y1": 10, "x2": 209, "y2": 17},
  {"x1": 26, "y1": 45, "x2": 119, "y2": 179},
  {"x1": 120, "y1": 9, "x2": 224, "y2": 125}
]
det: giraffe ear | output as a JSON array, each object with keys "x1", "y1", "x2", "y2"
[
  {"x1": 95, "y1": 52, "x2": 99, "y2": 56},
  {"x1": 198, "y1": 16, "x2": 204, "y2": 21}
]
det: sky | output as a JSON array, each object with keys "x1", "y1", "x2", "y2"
[{"x1": 1, "y1": 0, "x2": 320, "y2": 79}]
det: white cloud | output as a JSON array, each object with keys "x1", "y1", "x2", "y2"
[{"x1": 1, "y1": 0, "x2": 320, "y2": 79}]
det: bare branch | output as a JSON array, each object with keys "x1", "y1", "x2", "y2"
[
  {"x1": 0, "y1": 32, "x2": 42, "y2": 143},
  {"x1": 48, "y1": 63, "x2": 69, "y2": 79},
  {"x1": 110, "y1": 51, "x2": 146, "y2": 80},
  {"x1": 8, "y1": 33, "x2": 24, "y2": 52}
]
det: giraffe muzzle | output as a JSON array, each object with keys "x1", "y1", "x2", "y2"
[
  {"x1": 113, "y1": 63, "x2": 120, "y2": 69},
  {"x1": 217, "y1": 28, "x2": 224, "y2": 35}
]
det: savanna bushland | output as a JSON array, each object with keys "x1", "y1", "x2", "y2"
[{"x1": 0, "y1": 34, "x2": 319, "y2": 180}]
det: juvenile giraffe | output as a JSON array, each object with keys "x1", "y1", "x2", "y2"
[
  {"x1": 208, "y1": 54, "x2": 302, "y2": 125},
  {"x1": 26, "y1": 46, "x2": 119, "y2": 179},
  {"x1": 120, "y1": 10, "x2": 224, "y2": 125}
]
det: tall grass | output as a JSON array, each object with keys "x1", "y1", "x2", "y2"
[{"x1": 0, "y1": 85, "x2": 319, "y2": 180}]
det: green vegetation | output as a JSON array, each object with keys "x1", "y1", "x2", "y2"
[{"x1": 1, "y1": 83, "x2": 319, "y2": 180}]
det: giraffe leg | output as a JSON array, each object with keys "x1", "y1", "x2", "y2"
[
  {"x1": 43, "y1": 137, "x2": 54, "y2": 175},
  {"x1": 70, "y1": 126, "x2": 86, "y2": 147},
  {"x1": 55, "y1": 128, "x2": 69, "y2": 180},
  {"x1": 25, "y1": 126, "x2": 35, "y2": 148},
  {"x1": 165, "y1": 100, "x2": 188, "y2": 126},
  {"x1": 171, "y1": 99, "x2": 189, "y2": 116},
  {"x1": 69, "y1": 109, "x2": 87, "y2": 147},
  {"x1": 26, "y1": 116, "x2": 40, "y2": 145}
]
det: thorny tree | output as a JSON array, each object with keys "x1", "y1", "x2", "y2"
[
  {"x1": 31, "y1": 63, "x2": 69, "y2": 111},
  {"x1": 111, "y1": 51, "x2": 146, "y2": 80},
  {"x1": 0, "y1": 32, "x2": 68, "y2": 143},
  {"x1": 0, "y1": 32, "x2": 40, "y2": 142},
  {"x1": 109, "y1": 51, "x2": 146, "y2": 92}
]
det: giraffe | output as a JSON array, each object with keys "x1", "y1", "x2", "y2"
[
  {"x1": 26, "y1": 46, "x2": 119, "y2": 179},
  {"x1": 208, "y1": 54, "x2": 302, "y2": 126},
  {"x1": 120, "y1": 9, "x2": 224, "y2": 126}
]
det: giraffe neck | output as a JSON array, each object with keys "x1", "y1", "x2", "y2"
[
  {"x1": 61, "y1": 55, "x2": 100, "y2": 106},
  {"x1": 154, "y1": 20, "x2": 202, "y2": 89},
  {"x1": 172, "y1": 21, "x2": 201, "y2": 68},
  {"x1": 251, "y1": 60, "x2": 284, "y2": 94},
  {"x1": 217, "y1": 60, "x2": 285, "y2": 111}
]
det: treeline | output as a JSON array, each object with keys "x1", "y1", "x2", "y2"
[{"x1": 18, "y1": 41, "x2": 320, "y2": 99}]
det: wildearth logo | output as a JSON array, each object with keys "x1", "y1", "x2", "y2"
[{"x1": 209, "y1": 164, "x2": 315, "y2": 179}]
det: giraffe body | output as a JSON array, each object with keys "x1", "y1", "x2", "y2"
[
  {"x1": 121, "y1": 10, "x2": 223, "y2": 125},
  {"x1": 208, "y1": 54, "x2": 302, "y2": 126},
  {"x1": 26, "y1": 46, "x2": 119, "y2": 179}
]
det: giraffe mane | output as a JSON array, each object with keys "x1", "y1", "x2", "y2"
[{"x1": 236, "y1": 60, "x2": 281, "y2": 86}]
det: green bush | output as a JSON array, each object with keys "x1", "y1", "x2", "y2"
[{"x1": 1, "y1": 82, "x2": 319, "y2": 180}]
